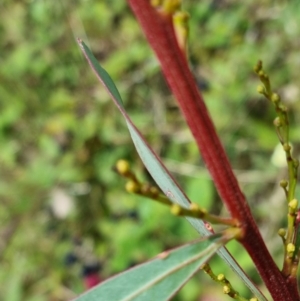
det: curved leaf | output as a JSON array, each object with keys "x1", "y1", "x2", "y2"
[
  {"x1": 77, "y1": 40, "x2": 267, "y2": 301},
  {"x1": 74, "y1": 233, "x2": 225, "y2": 301}
]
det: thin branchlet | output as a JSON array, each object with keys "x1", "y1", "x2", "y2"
[{"x1": 255, "y1": 60, "x2": 299, "y2": 278}]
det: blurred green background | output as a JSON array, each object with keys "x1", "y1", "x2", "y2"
[{"x1": 1, "y1": 0, "x2": 300, "y2": 300}]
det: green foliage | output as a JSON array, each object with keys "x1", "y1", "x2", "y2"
[{"x1": 0, "y1": 0, "x2": 299, "y2": 300}]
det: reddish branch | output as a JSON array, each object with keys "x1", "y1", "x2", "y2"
[{"x1": 127, "y1": 1, "x2": 299, "y2": 300}]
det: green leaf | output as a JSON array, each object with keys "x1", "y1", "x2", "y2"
[
  {"x1": 74, "y1": 233, "x2": 225, "y2": 301},
  {"x1": 77, "y1": 40, "x2": 267, "y2": 301},
  {"x1": 77, "y1": 39, "x2": 209, "y2": 234}
]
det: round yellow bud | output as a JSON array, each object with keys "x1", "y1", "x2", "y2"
[
  {"x1": 288, "y1": 199, "x2": 298, "y2": 210},
  {"x1": 257, "y1": 85, "x2": 265, "y2": 94},
  {"x1": 223, "y1": 285, "x2": 230, "y2": 294},
  {"x1": 125, "y1": 180, "x2": 140, "y2": 193},
  {"x1": 258, "y1": 70, "x2": 264, "y2": 77},
  {"x1": 217, "y1": 274, "x2": 225, "y2": 281},
  {"x1": 163, "y1": 0, "x2": 181, "y2": 14},
  {"x1": 140, "y1": 183, "x2": 150, "y2": 195},
  {"x1": 171, "y1": 204, "x2": 182, "y2": 216},
  {"x1": 271, "y1": 93, "x2": 280, "y2": 103},
  {"x1": 173, "y1": 11, "x2": 189, "y2": 23},
  {"x1": 278, "y1": 228, "x2": 286, "y2": 237},
  {"x1": 273, "y1": 117, "x2": 282, "y2": 127},
  {"x1": 280, "y1": 104, "x2": 287, "y2": 112},
  {"x1": 287, "y1": 243, "x2": 295, "y2": 253},
  {"x1": 279, "y1": 180, "x2": 288, "y2": 188},
  {"x1": 150, "y1": 186, "x2": 160, "y2": 197},
  {"x1": 190, "y1": 202, "x2": 199, "y2": 211},
  {"x1": 116, "y1": 159, "x2": 130, "y2": 175},
  {"x1": 190, "y1": 203, "x2": 207, "y2": 215}
]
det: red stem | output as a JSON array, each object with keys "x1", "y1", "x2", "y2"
[{"x1": 127, "y1": 1, "x2": 299, "y2": 300}]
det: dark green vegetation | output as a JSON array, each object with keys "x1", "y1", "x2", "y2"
[{"x1": 1, "y1": 1, "x2": 300, "y2": 300}]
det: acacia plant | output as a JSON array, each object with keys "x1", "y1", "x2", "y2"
[{"x1": 75, "y1": 1, "x2": 299, "y2": 300}]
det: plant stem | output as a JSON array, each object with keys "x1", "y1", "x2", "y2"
[{"x1": 127, "y1": 1, "x2": 299, "y2": 300}]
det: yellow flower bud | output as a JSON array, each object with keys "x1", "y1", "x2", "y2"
[
  {"x1": 287, "y1": 243, "x2": 295, "y2": 254},
  {"x1": 278, "y1": 228, "x2": 286, "y2": 238},
  {"x1": 258, "y1": 70, "x2": 264, "y2": 77},
  {"x1": 273, "y1": 117, "x2": 281, "y2": 127},
  {"x1": 125, "y1": 180, "x2": 140, "y2": 193},
  {"x1": 163, "y1": 0, "x2": 181, "y2": 14},
  {"x1": 288, "y1": 199, "x2": 298, "y2": 210},
  {"x1": 257, "y1": 85, "x2": 265, "y2": 94},
  {"x1": 149, "y1": 186, "x2": 160, "y2": 197},
  {"x1": 279, "y1": 180, "x2": 288, "y2": 188},
  {"x1": 271, "y1": 93, "x2": 280, "y2": 103},
  {"x1": 171, "y1": 204, "x2": 182, "y2": 216},
  {"x1": 223, "y1": 285, "x2": 230, "y2": 294},
  {"x1": 116, "y1": 159, "x2": 130, "y2": 175}
]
